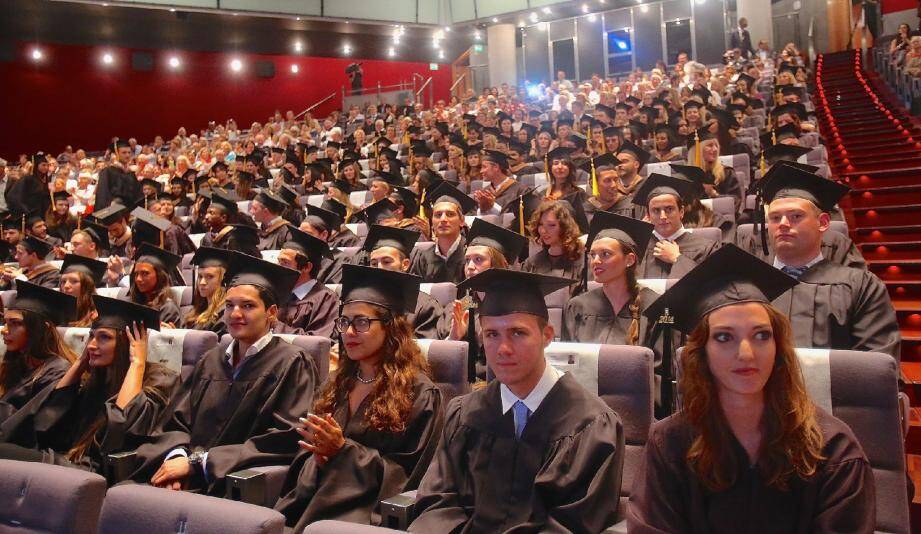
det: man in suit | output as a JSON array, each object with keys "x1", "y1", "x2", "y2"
[{"x1": 729, "y1": 17, "x2": 755, "y2": 58}]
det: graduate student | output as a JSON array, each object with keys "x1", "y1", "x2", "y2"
[
  {"x1": 632, "y1": 173, "x2": 720, "y2": 279},
  {"x1": 409, "y1": 182, "x2": 476, "y2": 285},
  {"x1": 760, "y1": 163, "x2": 902, "y2": 360},
  {"x1": 59, "y1": 254, "x2": 107, "y2": 327},
  {"x1": 274, "y1": 264, "x2": 444, "y2": 528},
  {"x1": 0, "y1": 295, "x2": 178, "y2": 475},
  {"x1": 251, "y1": 188, "x2": 294, "y2": 250},
  {"x1": 0, "y1": 282, "x2": 78, "y2": 425},
  {"x1": 181, "y1": 247, "x2": 232, "y2": 335},
  {"x1": 275, "y1": 227, "x2": 339, "y2": 337},
  {"x1": 135, "y1": 253, "x2": 319, "y2": 495},
  {"x1": 628, "y1": 245, "x2": 876, "y2": 532},
  {"x1": 0, "y1": 236, "x2": 61, "y2": 290},
  {"x1": 411, "y1": 269, "x2": 624, "y2": 532},
  {"x1": 128, "y1": 243, "x2": 183, "y2": 327}
]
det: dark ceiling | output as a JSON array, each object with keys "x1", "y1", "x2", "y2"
[{"x1": 0, "y1": 0, "x2": 474, "y2": 62}]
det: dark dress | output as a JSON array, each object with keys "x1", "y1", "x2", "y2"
[
  {"x1": 164, "y1": 224, "x2": 197, "y2": 257},
  {"x1": 0, "y1": 357, "x2": 71, "y2": 424},
  {"x1": 771, "y1": 260, "x2": 902, "y2": 361},
  {"x1": 488, "y1": 179, "x2": 527, "y2": 211},
  {"x1": 627, "y1": 408, "x2": 876, "y2": 533},
  {"x1": 95, "y1": 166, "x2": 142, "y2": 210},
  {"x1": 639, "y1": 231, "x2": 720, "y2": 279},
  {"x1": 274, "y1": 373, "x2": 444, "y2": 529},
  {"x1": 258, "y1": 220, "x2": 293, "y2": 251},
  {"x1": 409, "y1": 238, "x2": 466, "y2": 285},
  {"x1": 0, "y1": 365, "x2": 178, "y2": 474},
  {"x1": 276, "y1": 282, "x2": 339, "y2": 337},
  {"x1": 410, "y1": 373, "x2": 624, "y2": 533},
  {"x1": 132, "y1": 337, "x2": 319, "y2": 495}
]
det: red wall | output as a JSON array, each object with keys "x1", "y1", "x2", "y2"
[
  {"x1": 0, "y1": 42, "x2": 452, "y2": 158},
  {"x1": 882, "y1": 0, "x2": 916, "y2": 13}
]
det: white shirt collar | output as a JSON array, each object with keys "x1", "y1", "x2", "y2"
[
  {"x1": 653, "y1": 226, "x2": 688, "y2": 242},
  {"x1": 291, "y1": 279, "x2": 317, "y2": 301},
  {"x1": 435, "y1": 234, "x2": 463, "y2": 261},
  {"x1": 773, "y1": 252, "x2": 824, "y2": 271},
  {"x1": 225, "y1": 331, "x2": 275, "y2": 366},
  {"x1": 500, "y1": 360, "x2": 562, "y2": 415}
]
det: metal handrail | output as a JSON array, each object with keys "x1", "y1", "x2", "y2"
[
  {"x1": 415, "y1": 76, "x2": 433, "y2": 97},
  {"x1": 294, "y1": 91, "x2": 337, "y2": 120},
  {"x1": 450, "y1": 72, "x2": 467, "y2": 92}
]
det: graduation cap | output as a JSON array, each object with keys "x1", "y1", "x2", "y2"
[
  {"x1": 586, "y1": 210, "x2": 654, "y2": 254},
  {"x1": 643, "y1": 244, "x2": 797, "y2": 334},
  {"x1": 212, "y1": 161, "x2": 229, "y2": 173},
  {"x1": 283, "y1": 226, "x2": 332, "y2": 265},
  {"x1": 20, "y1": 235, "x2": 54, "y2": 258},
  {"x1": 616, "y1": 140, "x2": 651, "y2": 168},
  {"x1": 371, "y1": 168, "x2": 404, "y2": 187},
  {"x1": 555, "y1": 118, "x2": 574, "y2": 129},
  {"x1": 763, "y1": 144, "x2": 811, "y2": 167},
  {"x1": 683, "y1": 100, "x2": 703, "y2": 111},
  {"x1": 25, "y1": 210, "x2": 45, "y2": 229},
  {"x1": 93, "y1": 294, "x2": 160, "y2": 331},
  {"x1": 378, "y1": 146, "x2": 399, "y2": 160},
  {"x1": 210, "y1": 188, "x2": 240, "y2": 214},
  {"x1": 194, "y1": 175, "x2": 212, "y2": 191},
  {"x1": 425, "y1": 181, "x2": 477, "y2": 215},
  {"x1": 434, "y1": 122, "x2": 451, "y2": 136},
  {"x1": 539, "y1": 121, "x2": 556, "y2": 135},
  {"x1": 481, "y1": 149, "x2": 509, "y2": 171},
  {"x1": 758, "y1": 161, "x2": 849, "y2": 212},
  {"x1": 669, "y1": 163, "x2": 713, "y2": 186},
  {"x1": 278, "y1": 184, "x2": 300, "y2": 207},
  {"x1": 759, "y1": 124, "x2": 801, "y2": 147},
  {"x1": 93, "y1": 203, "x2": 131, "y2": 225},
  {"x1": 626, "y1": 120, "x2": 649, "y2": 139},
  {"x1": 235, "y1": 171, "x2": 257, "y2": 184},
  {"x1": 457, "y1": 269, "x2": 575, "y2": 319},
  {"x1": 390, "y1": 186, "x2": 418, "y2": 215},
  {"x1": 481, "y1": 126, "x2": 502, "y2": 138},
  {"x1": 351, "y1": 198, "x2": 398, "y2": 225},
  {"x1": 130, "y1": 207, "x2": 170, "y2": 247},
  {"x1": 305, "y1": 202, "x2": 343, "y2": 230},
  {"x1": 52, "y1": 191, "x2": 71, "y2": 204},
  {"x1": 467, "y1": 218, "x2": 529, "y2": 264},
  {"x1": 111, "y1": 139, "x2": 130, "y2": 150},
  {"x1": 60, "y1": 254, "x2": 107, "y2": 285},
  {"x1": 725, "y1": 103, "x2": 748, "y2": 118},
  {"x1": 190, "y1": 246, "x2": 235, "y2": 270},
  {"x1": 708, "y1": 108, "x2": 740, "y2": 130},
  {"x1": 225, "y1": 252, "x2": 300, "y2": 306},
  {"x1": 603, "y1": 126, "x2": 624, "y2": 138},
  {"x1": 340, "y1": 264, "x2": 421, "y2": 315},
  {"x1": 686, "y1": 127, "x2": 718, "y2": 149},
  {"x1": 10, "y1": 280, "x2": 77, "y2": 326},
  {"x1": 735, "y1": 72, "x2": 756, "y2": 87},
  {"x1": 253, "y1": 189, "x2": 288, "y2": 214},
  {"x1": 632, "y1": 173, "x2": 696, "y2": 207},
  {"x1": 580, "y1": 153, "x2": 620, "y2": 173},
  {"x1": 0, "y1": 240, "x2": 11, "y2": 261},
  {"x1": 625, "y1": 95, "x2": 642, "y2": 106},
  {"x1": 362, "y1": 224, "x2": 420, "y2": 257},
  {"x1": 690, "y1": 87, "x2": 711, "y2": 103},
  {"x1": 594, "y1": 103, "x2": 615, "y2": 118},
  {"x1": 508, "y1": 140, "x2": 530, "y2": 155},
  {"x1": 223, "y1": 224, "x2": 260, "y2": 253},
  {"x1": 244, "y1": 152, "x2": 264, "y2": 166},
  {"x1": 79, "y1": 219, "x2": 110, "y2": 250},
  {"x1": 546, "y1": 146, "x2": 577, "y2": 161},
  {"x1": 1, "y1": 214, "x2": 24, "y2": 231},
  {"x1": 495, "y1": 111, "x2": 511, "y2": 123},
  {"x1": 331, "y1": 178, "x2": 353, "y2": 195},
  {"x1": 779, "y1": 63, "x2": 805, "y2": 76},
  {"x1": 518, "y1": 123, "x2": 537, "y2": 137},
  {"x1": 133, "y1": 242, "x2": 181, "y2": 272},
  {"x1": 568, "y1": 134, "x2": 588, "y2": 150},
  {"x1": 772, "y1": 102, "x2": 808, "y2": 121},
  {"x1": 780, "y1": 86, "x2": 806, "y2": 101}
]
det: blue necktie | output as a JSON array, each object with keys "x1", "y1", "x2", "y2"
[
  {"x1": 513, "y1": 400, "x2": 530, "y2": 439},
  {"x1": 781, "y1": 265, "x2": 807, "y2": 279}
]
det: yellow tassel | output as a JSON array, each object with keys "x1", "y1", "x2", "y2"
[
  {"x1": 760, "y1": 151, "x2": 766, "y2": 178},
  {"x1": 159, "y1": 230, "x2": 164, "y2": 249},
  {"x1": 21, "y1": 214, "x2": 25, "y2": 235},
  {"x1": 694, "y1": 130, "x2": 701, "y2": 168},
  {"x1": 771, "y1": 129, "x2": 777, "y2": 145},
  {"x1": 543, "y1": 155, "x2": 549, "y2": 178},
  {"x1": 518, "y1": 195, "x2": 525, "y2": 235},
  {"x1": 462, "y1": 121, "x2": 468, "y2": 141},
  {"x1": 591, "y1": 158, "x2": 600, "y2": 197},
  {"x1": 77, "y1": 216, "x2": 81, "y2": 231},
  {"x1": 418, "y1": 187, "x2": 426, "y2": 218},
  {"x1": 408, "y1": 147, "x2": 415, "y2": 177}
]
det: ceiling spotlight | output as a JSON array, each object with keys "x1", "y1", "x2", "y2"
[
  {"x1": 294, "y1": 41, "x2": 303, "y2": 52},
  {"x1": 529, "y1": 12, "x2": 539, "y2": 23},
  {"x1": 394, "y1": 36, "x2": 400, "y2": 44},
  {"x1": 492, "y1": 17, "x2": 499, "y2": 23},
  {"x1": 290, "y1": 64, "x2": 299, "y2": 73},
  {"x1": 640, "y1": 4, "x2": 649, "y2": 11},
  {"x1": 438, "y1": 49, "x2": 445, "y2": 60},
  {"x1": 30, "y1": 48, "x2": 43, "y2": 61},
  {"x1": 588, "y1": 13, "x2": 598, "y2": 22},
  {"x1": 169, "y1": 8, "x2": 176, "y2": 12},
  {"x1": 582, "y1": 3, "x2": 590, "y2": 13},
  {"x1": 542, "y1": 7, "x2": 552, "y2": 14},
  {"x1": 343, "y1": 44, "x2": 352, "y2": 54},
  {"x1": 230, "y1": 58, "x2": 243, "y2": 72},
  {"x1": 444, "y1": 26, "x2": 451, "y2": 32},
  {"x1": 168, "y1": 56, "x2": 180, "y2": 68},
  {"x1": 296, "y1": 16, "x2": 301, "y2": 21},
  {"x1": 388, "y1": 47, "x2": 396, "y2": 57},
  {"x1": 474, "y1": 30, "x2": 481, "y2": 40},
  {"x1": 101, "y1": 52, "x2": 114, "y2": 65}
]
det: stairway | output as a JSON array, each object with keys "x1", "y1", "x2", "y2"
[{"x1": 815, "y1": 49, "x2": 921, "y2": 524}]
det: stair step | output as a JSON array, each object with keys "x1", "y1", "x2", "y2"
[
  {"x1": 849, "y1": 188, "x2": 921, "y2": 209},
  {"x1": 868, "y1": 260, "x2": 921, "y2": 281},
  {"x1": 833, "y1": 146, "x2": 921, "y2": 161},
  {"x1": 853, "y1": 205, "x2": 921, "y2": 227},
  {"x1": 859, "y1": 241, "x2": 921, "y2": 261},
  {"x1": 856, "y1": 226, "x2": 921, "y2": 244},
  {"x1": 847, "y1": 172, "x2": 921, "y2": 190}
]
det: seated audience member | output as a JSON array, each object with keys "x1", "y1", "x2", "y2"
[
  {"x1": 251, "y1": 188, "x2": 294, "y2": 250},
  {"x1": 632, "y1": 174, "x2": 720, "y2": 278},
  {"x1": 181, "y1": 247, "x2": 232, "y2": 335},
  {"x1": 134, "y1": 253, "x2": 319, "y2": 495},
  {"x1": 629, "y1": 246, "x2": 876, "y2": 532},
  {"x1": 410, "y1": 182, "x2": 476, "y2": 284},
  {"x1": 760, "y1": 163, "x2": 901, "y2": 360},
  {"x1": 92, "y1": 203, "x2": 132, "y2": 258},
  {"x1": 300, "y1": 202, "x2": 350, "y2": 283},
  {"x1": 522, "y1": 200, "x2": 585, "y2": 294},
  {"x1": 411, "y1": 269, "x2": 624, "y2": 532},
  {"x1": 1, "y1": 236, "x2": 61, "y2": 290},
  {"x1": 69, "y1": 219, "x2": 110, "y2": 259},
  {"x1": 581, "y1": 152, "x2": 643, "y2": 221},
  {"x1": 0, "y1": 282, "x2": 77, "y2": 425},
  {"x1": 199, "y1": 189, "x2": 240, "y2": 248},
  {"x1": 59, "y1": 254, "x2": 107, "y2": 327},
  {"x1": 127, "y1": 243, "x2": 182, "y2": 327},
  {"x1": 473, "y1": 150, "x2": 526, "y2": 214},
  {"x1": 274, "y1": 264, "x2": 444, "y2": 528},
  {"x1": 275, "y1": 227, "x2": 339, "y2": 337},
  {"x1": 0, "y1": 295, "x2": 178, "y2": 476}
]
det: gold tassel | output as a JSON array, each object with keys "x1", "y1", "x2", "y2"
[
  {"x1": 77, "y1": 216, "x2": 81, "y2": 231},
  {"x1": 462, "y1": 121, "x2": 468, "y2": 141},
  {"x1": 760, "y1": 151, "x2": 766, "y2": 179},
  {"x1": 771, "y1": 129, "x2": 777, "y2": 145},
  {"x1": 20, "y1": 214, "x2": 25, "y2": 235},
  {"x1": 418, "y1": 187, "x2": 427, "y2": 218},
  {"x1": 543, "y1": 155, "x2": 549, "y2": 178},
  {"x1": 694, "y1": 130, "x2": 701, "y2": 168},
  {"x1": 159, "y1": 230, "x2": 164, "y2": 249},
  {"x1": 591, "y1": 157, "x2": 599, "y2": 197},
  {"x1": 518, "y1": 195, "x2": 525, "y2": 235},
  {"x1": 408, "y1": 147, "x2": 415, "y2": 177}
]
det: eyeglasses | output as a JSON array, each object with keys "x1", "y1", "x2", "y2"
[{"x1": 335, "y1": 316, "x2": 387, "y2": 334}]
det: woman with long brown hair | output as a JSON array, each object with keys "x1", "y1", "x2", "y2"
[
  {"x1": 539, "y1": 147, "x2": 589, "y2": 232},
  {"x1": 59, "y1": 254, "x2": 107, "y2": 327},
  {"x1": 181, "y1": 247, "x2": 229, "y2": 335},
  {"x1": 128, "y1": 244, "x2": 182, "y2": 327},
  {"x1": 0, "y1": 282, "x2": 77, "y2": 425},
  {"x1": 337, "y1": 158, "x2": 368, "y2": 192},
  {"x1": 522, "y1": 200, "x2": 585, "y2": 295},
  {"x1": 628, "y1": 246, "x2": 876, "y2": 532},
  {"x1": 275, "y1": 265, "x2": 443, "y2": 528},
  {"x1": 0, "y1": 297, "x2": 177, "y2": 473}
]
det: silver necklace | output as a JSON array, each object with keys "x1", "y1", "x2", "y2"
[{"x1": 355, "y1": 368, "x2": 377, "y2": 384}]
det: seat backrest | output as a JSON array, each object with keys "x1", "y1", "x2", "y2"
[
  {"x1": 99, "y1": 484, "x2": 285, "y2": 534},
  {"x1": 687, "y1": 227, "x2": 721, "y2": 243},
  {"x1": 220, "y1": 333, "x2": 331, "y2": 384},
  {"x1": 148, "y1": 328, "x2": 218, "y2": 376},
  {"x1": 167, "y1": 286, "x2": 194, "y2": 307},
  {"x1": 700, "y1": 196, "x2": 735, "y2": 217},
  {"x1": 0, "y1": 459, "x2": 107, "y2": 534},
  {"x1": 95, "y1": 286, "x2": 129, "y2": 299},
  {"x1": 304, "y1": 520, "x2": 402, "y2": 533},
  {"x1": 0, "y1": 289, "x2": 15, "y2": 308},
  {"x1": 414, "y1": 339, "x2": 471, "y2": 402},
  {"x1": 344, "y1": 222, "x2": 369, "y2": 238},
  {"x1": 543, "y1": 287, "x2": 570, "y2": 341},
  {"x1": 420, "y1": 282, "x2": 456, "y2": 308},
  {"x1": 736, "y1": 222, "x2": 848, "y2": 244}
]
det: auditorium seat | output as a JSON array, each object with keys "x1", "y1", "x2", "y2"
[
  {"x1": 700, "y1": 196, "x2": 735, "y2": 218},
  {"x1": 687, "y1": 226, "x2": 721, "y2": 243},
  {"x1": 0, "y1": 459, "x2": 107, "y2": 534},
  {"x1": 303, "y1": 521, "x2": 402, "y2": 533},
  {"x1": 99, "y1": 484, "x2": 285, "y2": 534},
  {"x1": 735, "y1": 221, "x2": 848, "y2": 247},
  {"x1": 413, "y1": 338, "x2": 471, "y2": 402}
]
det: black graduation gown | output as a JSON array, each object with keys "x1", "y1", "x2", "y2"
[
  {"x1": 164, "y1": 224, "x2": 197, "y2": 257},
  {"x1": 538, "y1": 187, "x2": 590, "y2": 233},
  {"x1": 5, "y1": 174, "x2": 51, "y2": 219},
  {"x1": 154, "y1": 298, "x2": 181, "y2": 326},
  {"x1": 562, "y1": 286, "x2": 657, "y2": 345},
  {"x1": 490, "y1": 179, "x2": 527, "y2": 211},
  {"x1": 410, "y1": 373, "x2": 624, "y2": 533},
  {"x1": 410, "y1": 292, "x2": 446, "y2": 339},
  {"x1": 409, "y1": 238, "x2": 466, "y2": 284},
  {"x1": 521, "y1": 249, "x2": 584, "y2": 296},
  {"x1": 181, "y1": 313, "x2": 227, "y2": 338},
  {"x1": 0, "y1": 357, "x2": 70, "y2": 424},
  {"x1": 584, "y1": 195, "x2": 642, "y2": 223},
  {"x1": 258, "y1": 220, "x2": 293, "y2": 251},
  {"x1": 110, "y1": 234, "x2": 131, "y2": 258},
  {"x1": 639, "y1": 231, "x2": 720, "y2": 279},
  {"x1": 736, "y1": 230, "x2": 866, "y2": 270},
  {"x1": 330, "y1": 228, "x2": 362, "y2": 249},
  {"x1": 26, "y1": 263, "x2": 62, "y2": 290},
  {"x1": 712, "y1": 167, "x2": 743, "y2": 211},
  {"x1": 276, "y1": 282, "x2": 339, "y2": 337},
  {"x1": 274, "y1": 373, "x2": 444, "y2": 529},
  {"x1": 132, "y1": 337, "x2": 319, "y2": 495},
  {"x1": 0, "y1": 365, "x2": 179, "y2": 474},
  {"x1": 316, "y1": 254, "x2": 345, "y2": 284},
  {"x1": 627, "y1": 408, "x2": 877, "y2": 534},
  {"x1": 48, "y1": 218, "x2": 77, "y2": 243},
  {"x1": 95, "y1": 166, "x2": 142, "y2": 210},
  {"x1": 771, "y1": 260, "x2": 902, "y2": 361}
]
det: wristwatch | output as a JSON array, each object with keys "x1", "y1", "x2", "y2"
[{"x1": 187, "y1": 449, "x2": 205, "y2": 470}]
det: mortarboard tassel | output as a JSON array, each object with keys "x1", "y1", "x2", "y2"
[
  {"x1": 518, "y1": 194, "x2": 525, "y2": 236},
  {"x1": 693, "y1": 130, "x2": 702, "y2": 168},
  {"x1": 581, "y1": 248, "x2": 589, "y2": 293},
  {"x1": 21, "y1": 214, "x2": 25, "y2": 235},
  {"x1": 465, "y1": 290, "x2": 478, "y2": 384},
  {"x1": 590, "y1": 157, "x2": 600, "y2": 197},
  {"x1": 408, "y1": 146, "x2": 415, "y2": 177},
  {"x1": 543, "y1": 155, "x2": 549, "y2": 179},
  {"x1": 159, "y1": 230, "x2": 164, "y2": 249},
  {"x1": 759, "y1": 150, "x2": 766, "y2": 180},
  {"x1": 418, "y1": 187, "x2": 427, "y2": 219}
]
